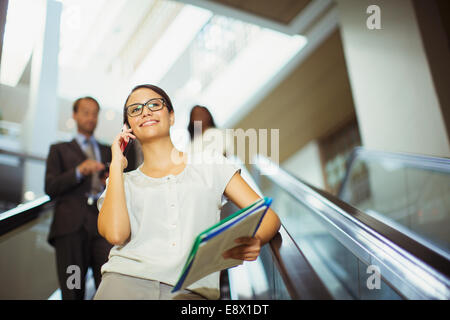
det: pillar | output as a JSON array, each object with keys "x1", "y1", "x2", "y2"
[{"x1": 336, "y1": 0, "x2": 450, "y2": 157}]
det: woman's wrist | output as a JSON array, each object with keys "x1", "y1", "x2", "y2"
[{"x1": 110, "y1": 158, "x2": 125, "y2": 172}]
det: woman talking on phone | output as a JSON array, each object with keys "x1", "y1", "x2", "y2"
[{"x1": 94, "y1": 84, "x2": 281, "y2": 300}]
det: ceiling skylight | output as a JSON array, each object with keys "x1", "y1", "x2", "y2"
[
  {"x1": 130, "y1": 4, "x2": 212, "y2": 86},
  {"x1": 161, "y1": 14, "x2": 307, "y2": 132},
  {"x1": 1, "y1": 0, "x2": 308, "y2": 146},
  {"x1": 0, "y1": 0, "x2": 44, "y2": 86}
]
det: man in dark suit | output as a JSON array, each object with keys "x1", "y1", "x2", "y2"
[{"x1": 45, "y1": 97, "x2": 112, "y2": 300}]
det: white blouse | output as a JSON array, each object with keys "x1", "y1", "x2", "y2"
[{"x1": 97, "y1": 150, "x2": 241, "y2": 299}]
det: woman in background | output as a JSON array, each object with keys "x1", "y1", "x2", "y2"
[{"x1": 187, "y1": 105, "x2": 234, "y2": 156}]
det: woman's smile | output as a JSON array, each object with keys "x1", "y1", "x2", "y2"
[{"x1": 140, "y1": 119, "x2": 160, "y2": 127}]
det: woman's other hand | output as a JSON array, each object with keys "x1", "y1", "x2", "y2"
[{"x1": 222, "y1": 236, "x2": 261, "y2": 261}]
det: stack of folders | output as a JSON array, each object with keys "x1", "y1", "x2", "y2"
[{"x1": 172, "y1": 197, "x2": 273, "y2": 293}]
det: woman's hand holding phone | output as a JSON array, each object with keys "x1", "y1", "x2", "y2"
[{"x1": 111, "y1": 124, "x2": 136, "y2": 171}]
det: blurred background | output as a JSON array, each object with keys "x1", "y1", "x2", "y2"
[{"x1": 0, "y1": 0, "x2": 449, "y2": 300}]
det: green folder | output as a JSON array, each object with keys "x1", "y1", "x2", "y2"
[{"x1": 172, "y1": 197, "x2": 272, "y2": 292}]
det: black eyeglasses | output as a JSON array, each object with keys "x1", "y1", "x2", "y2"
[{"x1": 126, "y1": 98, "x2": 167, "y2": 117}]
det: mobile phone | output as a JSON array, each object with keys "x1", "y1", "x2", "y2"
[{"x1": 120, "y1": 124, "x2": 135, "y2": 156}]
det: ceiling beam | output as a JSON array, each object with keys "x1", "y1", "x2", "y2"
[
  {"x1": 174, "y1": 0, "x2": 332, "y2": 35},
  {"x1": 223, "y1": 6, "x2": 339, "y2": 128}
]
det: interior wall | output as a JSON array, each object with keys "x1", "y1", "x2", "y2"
[
  {"x1": 234, "y1": 29, "x2": 356, "y2": 164},
  {"x1": 281, "y1": 141, "x2": 325, "y2": 189},
  {"x1": 211, "y1": 0, "x2": 312, "y2": 24},
  {"x1": 336, "y1": 0, "x2": 450, "y2": 158},
  {"x1": 413, "y1": 0, "x2": 450, "y2": 144}
]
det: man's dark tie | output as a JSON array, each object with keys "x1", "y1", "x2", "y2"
[{"x1": 84, "y1": 139, "x2": 102, "y2": 196}]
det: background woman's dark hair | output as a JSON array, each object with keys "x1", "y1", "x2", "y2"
[
  {"x1": 123, "y1": 84, "x2": 174, "y2": 126},
  {"x1": 187, "y1": 105, "x2": 216, "y2": 140}
]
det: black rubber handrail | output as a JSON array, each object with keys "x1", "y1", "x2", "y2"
[
  {"x1": 223, "y1": 198, "x2": 332, "y2": 300},
  {"x1": 0, "y1": 148, "x2": 47, "y2": 162},
  {"x1": 0, "y1": 196, "x2": 53, "y2": 237},
  {"x1": 0, "y1": 148, "x2": 50, "y2": 235},
  {"x1": 269, "y1": 225, "x2": 332, "y2": 299}
]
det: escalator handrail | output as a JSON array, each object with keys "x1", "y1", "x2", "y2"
[
  {"x1": 338, "y1": 147, "x2": 450, "y2": 198},
  {"x1": 269, "y1": 225, "x2": 333, "y2": 299},
  {"x1": 253, "y1": 154, "x2": 450, "y2": 299},
  {"x1": 0, "y1": 148, "x2": 47, "y2": 162},
  {"x1": 0, "y1": 148, "x2": 50, "y2": 235},
  {"x1": 0, "y1": 196, "x2": 52, "y2": 237}
]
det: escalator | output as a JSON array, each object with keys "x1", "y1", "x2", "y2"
[
  {"x1": 339, "y1": 148, "x2": 449, "y2": 257},
  {"x1": 225, "y1": 148, "x2": 449, "y2": 300},
  {"x1": 0, "y1": 147, "x2": 449, "y2": 299},
  {"x1": 0, "y1": 148, "x2": 60, "y2": 299}
]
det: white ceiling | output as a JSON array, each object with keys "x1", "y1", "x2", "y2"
[
  {"x1": 1, "y1": 0, "x2": 337, "y2": 146},
  {"x1": 57, "y1": 0, "x2": 306, "y2": 128}
]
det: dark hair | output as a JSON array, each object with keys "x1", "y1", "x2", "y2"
[
  {"x1": 73, "y1": 96, "x2": 100, "y2": 113},
  {"x1": 123, "y1": 84, "x2": 174, "y2": 127},
  {"x1": 187, "y1": 105, "x2": 216, "y2": 140}
]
